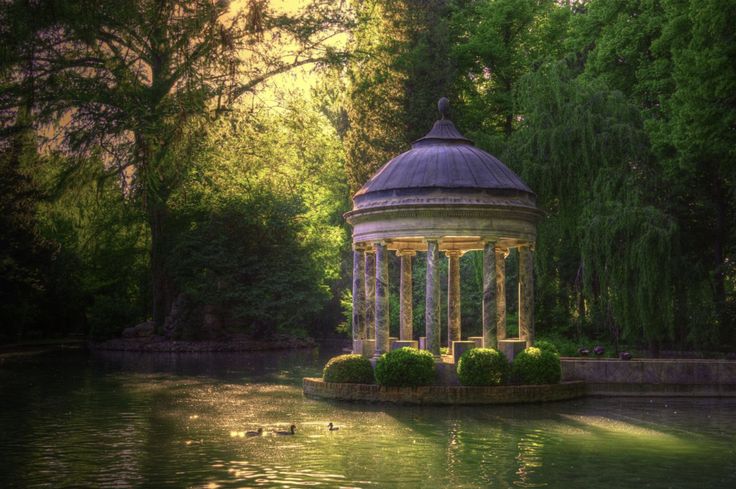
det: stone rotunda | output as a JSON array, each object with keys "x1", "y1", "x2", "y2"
[{"x1": 346, "y1": 98, "x2": 543, "y2": 362}]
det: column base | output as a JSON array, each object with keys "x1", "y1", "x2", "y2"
[
  {"x1": 467, "y1": 336, "x2": 484, "y2": 348},
  {"x1": 498, "y1": 339, "x2": 527, "y2": 363},
  {"x1": 352, "y1": 339, "x2": 375, "y2": 358},
  {"x1": 391, "y1": 340, "x2": 418, "y2": 351},
  {"x1": 452, "y1": 340, "x2": 477, "y2": 364}
]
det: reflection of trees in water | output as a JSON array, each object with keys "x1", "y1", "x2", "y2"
[
  {"x1": 515, "y1": 428, "x2": 546, "y2": 487},
  {"x1": 90, "y1": 345, "x2": 336, "y2": 383}
]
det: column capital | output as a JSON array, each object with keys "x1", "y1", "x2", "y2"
[
  {"x1": 495, "y1": 246, "x2": 510, "y2": 258},
  {"x1": 396, "y1": 249, "x2": 417, "y2": 257},
  {"x1": 444, "y1": 249, "x2": 463, "y2": 258},
  {"x1": 352, "y1": 243, "x2": 367, "y2": 252}
]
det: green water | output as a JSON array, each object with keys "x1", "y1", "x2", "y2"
[{"x1": 0, "y1": 347, "x2": 734, "y2": 488}]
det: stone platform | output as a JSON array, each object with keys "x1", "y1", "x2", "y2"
[{"x1": 302, "y1": 378, "x2": 586, "y2": 405}]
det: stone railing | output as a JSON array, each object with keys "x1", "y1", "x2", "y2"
[{"x1": 561, "y1": 358, "x2": 736, "y2": 396}]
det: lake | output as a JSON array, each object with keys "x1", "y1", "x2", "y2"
[{"x1": 1, "y1": 346, "x2": 734, "y2": 488}]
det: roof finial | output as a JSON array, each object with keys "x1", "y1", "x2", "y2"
[{"x1": 438, "y1": 97, "x2": 450, "y2": 120}]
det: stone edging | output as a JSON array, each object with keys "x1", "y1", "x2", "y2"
[{"x1": 302, "y1": 378, "x2": 586, "y2": 405}]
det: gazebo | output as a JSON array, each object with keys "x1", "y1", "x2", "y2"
[{"x1": 346, "y1": 98, "x2": 542, "y2": 362}]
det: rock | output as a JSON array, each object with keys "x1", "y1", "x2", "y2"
[
  {"x1": 619, "y1": 352, "x2": 632, "y2": 361},
  {"x1": 133, "y1": 321, "x2": 155, "y2": 337},
  {"x1": 578, "y1": 348, "x2": 590, "y2": 356},
  {"x1": 593, "y1": 346, "x2": 605, "y2": 356},
  {"x1": 121, "y1": 327, "x2": 137, "y2": 339}
]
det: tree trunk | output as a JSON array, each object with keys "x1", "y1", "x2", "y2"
[{"x1": 149, "y1": 202, "x2": 175, "y2": 331}]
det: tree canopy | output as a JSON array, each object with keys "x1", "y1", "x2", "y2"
[{"x1": 0, "y1": 0, "x2": 733, "y2": 354}]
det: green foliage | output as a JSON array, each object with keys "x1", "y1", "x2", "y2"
[
  {"x1": 511, "y1": 347, "x2": 562, "y2": 385},
  {"x1": 340, "y1": 0, "x2": 456, "y2": 191},
  {"x1": 533, "y1": 340, "x2": 559, "y2": 355},
  {"x1": 535, "y1": 334, "x2": 580, "y2": 357},
  {"x1": 375, "y1": 347, "x2": 436, "y2": 387},
  {"x1": 456, "y1": 348, "x2": 509, "y2": 386},
  {"x1": 37, "y1": 154, "x2": 150, "y2": 340},
  {"x1": 167, "y1": 100, "x2": 347, "y2": 337},
  {"x1": 323, "y1": 354, "x2": 375, "y2": 384}
]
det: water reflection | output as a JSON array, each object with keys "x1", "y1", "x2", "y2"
[{"x1": 0, "y1": 348, "x2": 735, "y2": 488}]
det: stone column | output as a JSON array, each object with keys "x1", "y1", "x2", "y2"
[
  {"x1": 425, "y1": 240, "x2": 441, "y2": 357},
  {"x1": 519, "y1": 245, "x2": 534, "y2": 347},
  {"x1": 447, "y1": 250, "x2": 461, "y2": 345},
  {"x1": 496, "y1": 247, "x2": 507, "y2": 341},
  {"x1": 398, "y1": 250, "x2": 415, "y2": 341},
  {"x1": 351, "y1": 247, "x2": 366, "y2": 347},
  {"x1": 374, "y1": 242, "x2": 390, "y2": 356},
  {"x1": 364, "y1": 250, "x2": 376, "y2": 340},
  {"x1": 482, "y1": 242, "x2": 497, "y2": 349}
]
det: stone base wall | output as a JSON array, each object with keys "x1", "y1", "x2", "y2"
[
  {"x1": 561, "y1": 358, "x2": 736, "y2": 397},
  {"x1": 302, "y1": 378, "x2": 585, "y2": 405}
]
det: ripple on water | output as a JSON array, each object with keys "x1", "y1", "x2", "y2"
[{"x1": 1, "y1": 351, "x2": 735, "y2": 488}]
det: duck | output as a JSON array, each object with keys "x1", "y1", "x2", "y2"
[
  {"x1": 327, "y1": 422, "x2": 339, "y2": 431},
  {"x1": 246, "y1": 428, "x2": 263, "y2": 437},
  {"x1": 274, "y1": 425, "x2": 296, "y2": 435}
]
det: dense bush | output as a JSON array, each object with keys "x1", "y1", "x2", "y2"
[
  {"x1": 511, "y1": 347, "x2": 562, "y2": 385},
  {"x1": 534, "y1": 339, "x2": 559, "y2": 355},
  {"x1": 456, "y1": 348, "x2": 508, "y2": 386},
  {"x1": 322, "y1": 354, "x2": 375, "y2": 384},
  {"x1": 375, "y1": 347, "x2": 436, "y2": 387}
]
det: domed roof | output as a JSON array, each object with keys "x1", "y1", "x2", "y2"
[
  {"x1": 345, "y1": 98, "x2": 541, "y2": 249},
  {"x1": 353, "y1": 99, "x2": 535, "y2": 209}
]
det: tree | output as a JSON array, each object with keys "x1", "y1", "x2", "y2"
[
  {"x1": 166, "y1": 97, "x2": 348, "y2": 338},
  {"x1": 450, "y1": 0, "x2": 570, "y2": 151},
  {"x1": 508, "y1": 61, "x2": 677, "y2": 352},
  {"x1": 341, "y1": 0, "x2": 455, "y2": 191},
  {"x1": 3, "y1": 0, "x2": 351, "y2": 329}
]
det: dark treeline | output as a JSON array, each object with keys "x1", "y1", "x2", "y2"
[{"x1": 1, "y1": 0, "x2": 734, "y2": 354}]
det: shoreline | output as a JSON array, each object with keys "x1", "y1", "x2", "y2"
[{"x1": 88, "y1": 334, "x2": 318, "y2": 353}]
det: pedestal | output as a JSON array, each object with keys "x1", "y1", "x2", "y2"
[
  {"x1": 468, "y1": 336, "x2": 484, "y2": 349},
  {"x1": 452, "y1": 340, "x2": 477, "y2": 364},
  {"x1": 498, "y1": 339, "x2": 527, "y2": 363},
  {"x1": 391, "y1": 340, "x2": 419, "y2": 351},
  {"x1": 353, "y1": 339, "x2": 376, "y2": 358}
]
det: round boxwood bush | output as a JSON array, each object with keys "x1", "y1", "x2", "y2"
[
  {"x1": 374, "y1": 347, "x2": 436, "y2": 387},
  {"x1": 456, "y1": 348, "x2": 509, "y2": 386},
  {"x1": 534, "y1": 339, "x2": 559, "y2": 355},
  {"x1": 511, "y1": 347, "x2": 561, "y2": 385},
  {"x1": 322, "y1": 354, "x2": 375, "y2": 384}
]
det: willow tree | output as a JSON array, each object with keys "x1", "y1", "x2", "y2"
[
  {"x1": 508, "y1": 62, "x2": 676, "y2": 352},
  {"x1": 4, "y1": 0, "x2": 351, "y2": 328},
  {"x1": 574, "y1": 0, "x2": 735, "y2": 349}
]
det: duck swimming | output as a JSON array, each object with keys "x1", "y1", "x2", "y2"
[
  {"x1": 274, "y1": 425, "x2": 296, "y2": 435},
  {"x1": 327, "y1": 423, "x2": 339, "y2": 431},
  {"x1": 246, "y1": 428, "x2": 263, "y2": 437}
]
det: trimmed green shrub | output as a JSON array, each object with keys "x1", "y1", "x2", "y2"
[
  {"x1": 322, "y1": 354, "x2": 375, "y2": 384},
  {"x1": 511, "y1": 347, "x2": 562, "y2": 384},
  {"x1": 456, "y1": 348, "x2": 509, "y2": 386},
  {"x1": 534, "y1": 339, "x2": 559, "y2": 355},
  {"x1": 375, "y1": 347, "x2": 436, "y2": 387}
]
